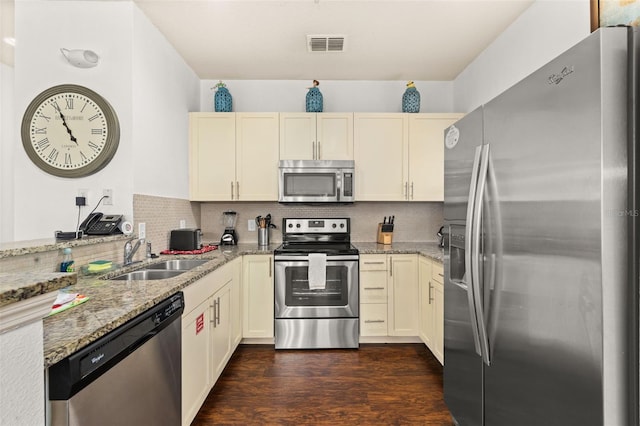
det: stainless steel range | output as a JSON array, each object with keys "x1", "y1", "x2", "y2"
[{"x1": 274, "y1": 218, "x2": 359, "y2": 349}]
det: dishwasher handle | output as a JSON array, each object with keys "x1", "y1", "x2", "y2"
[{"x1": 48, "y1": 292, "x2": 184, "y2": 400}]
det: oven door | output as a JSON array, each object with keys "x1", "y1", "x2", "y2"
[{"x1": 274, "y1": 255, "x2": 359, "y2": 318}]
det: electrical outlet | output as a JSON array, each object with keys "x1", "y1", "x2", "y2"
[
  {"x1": 179, "y1": 219, "x2": 186, "y2": 229},
  {"x1": 103, "y1": 189, "x2": 113, "y2": 205},
  {"x1": 248, "y1": 219, "x2": 256, "y2": 232},
  {"x1": 138, "y1": 222, "x2": 146, "y2": 240}
]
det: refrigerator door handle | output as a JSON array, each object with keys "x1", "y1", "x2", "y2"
[
  {"x1": 472, "y1": 143, "x2": 491, "y2": 366},
  {"x1": 465, "y1": 145, "x2": 483, "y2": 356}
]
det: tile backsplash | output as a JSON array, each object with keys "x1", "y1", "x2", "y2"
[{"x1": 200, "y1": 201, "x2": 443, "y2": 244}]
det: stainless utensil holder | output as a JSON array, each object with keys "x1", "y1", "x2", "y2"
[{"x1": 258, "y1": 228, "x2": 269, "y2": 246}]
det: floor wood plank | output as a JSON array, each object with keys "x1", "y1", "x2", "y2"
[{"x1": 192, "y1": 343, "x2": 455, "y2": 425}]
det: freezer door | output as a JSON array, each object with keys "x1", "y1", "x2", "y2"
[
  {"x1": 481, "y1": 28, "x2": 632, "y2": 425},
  {"x1": 443, "y1": 108, "x2": 484, "y2": 426}
]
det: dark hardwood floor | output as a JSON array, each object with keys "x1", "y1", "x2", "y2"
[{"x1": 192, "y1": 343, "x2": 455, "y2": 425}]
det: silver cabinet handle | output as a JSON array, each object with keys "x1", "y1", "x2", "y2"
[
  {"x1": 312, "y1": 141, "x2": 316, "y2": 160},
  {"x1": 389, "y1": 257, "x2": 393, "y2": 277},
  {"x1": 364, "y1": 287, "x2": 385, "y2": 290},
  {"x1": 236, "y1": 181, "x2": 239, "y2": 199},
  {"x1": 317, "y1": 141, "x2": 321, "y2": 159},
  {"x1": 438, "y1": 273, "x2": 444, "y2": 277},
  {"x1": 365, "y1": 320, "x2": 385, "y2": 324},
  {"x1": 404, "y1": 182, "x2": 408, "y2": 199},
  {"x1": 230, "y1": 181, "x2": 234, "y2": 200},
  {"x1": 410, "y1": 182, "x2": 414, "y2": 200},
  {"x1": 428, "y1": 282, "x2": 433, "y2": 304},
  {"x1": 364, "y1": 261, "x2": 385, "y2": 265},
  {"x1": 269, "y1": 260, "x2": 272, "y2": 278}
]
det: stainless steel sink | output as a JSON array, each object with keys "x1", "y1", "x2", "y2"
[
  {"x1": 145, "y1": 259, "x2": 209, "y2": 271},
  {"x1": 110, "y1": 270, "x2": 185, "y2": 281}
]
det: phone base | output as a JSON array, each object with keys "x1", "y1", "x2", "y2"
[{"x1": 55, "y1": 230, "x2": 84, "y2": 240}]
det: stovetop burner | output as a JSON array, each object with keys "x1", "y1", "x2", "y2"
[{"x1": 275, "y1": 218, "x2": 359, "y2": 256}]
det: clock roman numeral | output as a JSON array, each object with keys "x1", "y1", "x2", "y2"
[
  {"x1": 34, "y1": 127, "x2": 47, "y2": 134},
  {"x1": 91, "y1": 129, "x2": 103, "y2": 135},
  {"x1": 88, "y1": 114, "x2": 101, "y2": 122},
  {"x1": 39, "y1": 113, "x2": 51, "y2": 122},
  {"x1": 48, "y1": 148, "x2": 59, "y2": 162},
  {"x1": 80, "y1": 151, "x2": 88, "y2": 162},
  {"x1": 65, "y1": 98, "x2": 74, "y2": 109},
  {"x1": 88, "y1": 141, "x2": 100, "y2": 151},
  {"x1": 64, "y1": 153, "x2": 72, "y2": 165},
  {"x1": 80, "y1": 101, "x2": 88, "y2": 113},
  {"x1": 36, "y1": 138, "x2": 50, "y2": 150}
]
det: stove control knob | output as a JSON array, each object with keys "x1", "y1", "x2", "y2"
[
  {"x1": 332, "y1": 223, "x2": 337, "y2": 228},
  {"x1": 340, "y1": 223, "x2": 345, "y2": 228},
  {"x1": 288, "y1": 223, "x2": 293, "y2": 228},
  {"x1": 296, "y1": 224, "x2": 301, "y2": 228}
]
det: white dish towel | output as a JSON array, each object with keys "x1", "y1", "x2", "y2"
[{"x1": 308, "y1": 253, "x2": 327, "y2": 290}]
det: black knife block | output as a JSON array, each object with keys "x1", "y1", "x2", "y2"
[{"x1": 377, "y1": 223, "x2": 393, "y2": 245}]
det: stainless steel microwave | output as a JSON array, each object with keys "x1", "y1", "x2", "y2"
[{"x1": 278, "y1": 160, "x2": 354, "y2": 203}]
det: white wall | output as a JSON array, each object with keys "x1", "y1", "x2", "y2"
[
  {"x1": 14, "y1": 0, "x2": 135, "y2": 241},
  {"x1": 200, "y1": 79, "x2": 455, "y2": 113},
  {"x1": 132, "y1": 6, "x2": 199, "y2": 199},
  {"x1": 10, "y1": 0, "x2": 199, "y2": 242},
  {"x1": 0, "y1": 63, "x2": 14, "y2": 242},
  {"x1": 453, "y1": 0, "x2": 591, "y2": 113}
]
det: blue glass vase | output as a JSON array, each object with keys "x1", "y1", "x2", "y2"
[
  {"x1": 306, "y1": 87, "x2": 323, "y2": 112},
  {"x1": 402, "y1": 87, "x2": 420, "y2": 113},
  {"x1": 214, "y1": 87, "x2": 232, "y2": 112}
]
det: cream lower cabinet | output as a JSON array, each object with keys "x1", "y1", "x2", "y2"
[
  {"x1": 387, "y1": 254, "x2": 419, "y2": 336},
  {"x1": 419, "y1": 258, "x2": 444, "y2": 365},
  {"x1": 188, "y1": 112, "x2": 279, "y2": 201},
  {"x1": 279, "y1": 112, "x2": 354, "y2": 160},
  {"x1": 242, "y1": 254, "x2": 274, "y2": 339},
  {"x1": 359, "y1": 254, "x2": 389, "y2": 336},
  {"x1": 181, "y1": 259, "x2": 241, "y2": 426},
  {"x1": 360, "y1": 254, "x2": 419, "y2": 338}
]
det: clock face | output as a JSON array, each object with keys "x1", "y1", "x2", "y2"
[{"x1": 21, "y1": 84, "x2": 120, "y2": 178}]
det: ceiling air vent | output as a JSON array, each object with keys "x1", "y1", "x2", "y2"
[{"x1": 307, "y1": 35, "x2": 346, "y2": 52}]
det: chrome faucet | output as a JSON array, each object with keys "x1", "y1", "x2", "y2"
[{"x1": 124, "y1": 238, "x2": 143, "y2": 265}]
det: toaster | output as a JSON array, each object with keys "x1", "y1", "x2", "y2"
[{"x1": 169, "y1": 228, "x2": 202, "y2": 251}]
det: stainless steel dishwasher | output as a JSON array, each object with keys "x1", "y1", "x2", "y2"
[{"x1": 48, "y1": 292, "x2": 184, "y2": 426}]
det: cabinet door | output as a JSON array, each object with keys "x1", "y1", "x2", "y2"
[
  {"x1": 211, "y1": 283, "x2": 231, "y2": 383},
  {"x1": 236, "y1": 113, "x2": 280, "y2": 200},
  {"x1": 182, "y1": 298, "x2": 212, "y2": 426},
  {"x1": 279, "y1": 113, "x2": 316, "y2": 160},
  {"x1": 189, "y1": 113, "x2": 236, "y2": 201},
  {"x1": 408, "y1": 113, "x2": 462, "y2": 201},
  {"x1": 229, "y1": 258, "x2": 243, "y2": 348},
  {"x1": 242, "y1": 255, "x2": 274, "y2": 338},
  {"x1": 316, "y1": 113, "x2": 353, "y2": 160},
  {"x1": 387, "y1": 254, "x2": 419, "y2": 336},
  {"x1": 433, "y1": 280, "x2": 444, "y2": 365},
  {"x1": 354, "y1": 113, "x2": 408, "y2": 201},
  {"x1": 418, "y1": 256, "x2": 432, "y2": 346}
]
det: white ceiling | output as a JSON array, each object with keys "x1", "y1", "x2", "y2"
[{"x1": 134, "y1": 0, "x2": 535, "y2": 81}]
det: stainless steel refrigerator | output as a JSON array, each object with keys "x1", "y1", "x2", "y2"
[{"x1": 443, "y1": 27, "x2": 639, "y2": 426}]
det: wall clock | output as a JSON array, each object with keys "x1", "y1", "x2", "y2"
[{"x1": 21, "y1": 84, "x2": 120, "y2": 178}]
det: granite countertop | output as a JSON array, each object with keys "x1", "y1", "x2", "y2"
[
  {"x1": 0, "y1": 234, "x2": 130, "y2": 259},
  {"x1": 42, "y1": 241, "x2": 442, "y2": 368},
  {"x1": 0, "y1": 272, "x2": 77, "y2": 308}
]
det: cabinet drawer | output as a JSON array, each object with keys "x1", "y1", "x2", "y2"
[
  {"x1": 431, "y1": 261, "x2": 444, "y2": 284},
  {"x1": 360, "y1": 255, "x2": 387, "y2": 271},
  {"x1": 360, "y1": 303, "x2": 388, "y2": 336},
  {"x1": 360, "y1": 270, "x2": 387, "y2": 303}
]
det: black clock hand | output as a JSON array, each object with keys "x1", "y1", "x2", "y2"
[{"x1": 53, "y1": 103, "x2": 78, "y2": 144}]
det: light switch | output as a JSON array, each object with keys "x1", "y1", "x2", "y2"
[{"x1": 248, "y1": 219, "x2": 256, "y2": 232}]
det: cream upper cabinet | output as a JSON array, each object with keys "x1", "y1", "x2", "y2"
[
  {"x1": 242, "y1": 255, "x2": 274, "y2": 339},
  {"x1": 188, "y1": 112, "x2": 279, "y2": 201},
  {"x1": 279, "y1": 112, "x2": 353, "y2": 160},
  {"x1": 189, "y1": 113, "x2": 236, "y2": 201},
  {"x1": 236, "y1": 113, "x2": 280, "y2": 200},
  {"x1": 354, "y1": 113, "x2": 408, "y2": 201},
  {"x1": 387, "y1": 254, "x2": 419, "y2": 336},
  {"x1": 408, "y1": 113, "x2": 462, "y2": 201}
]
